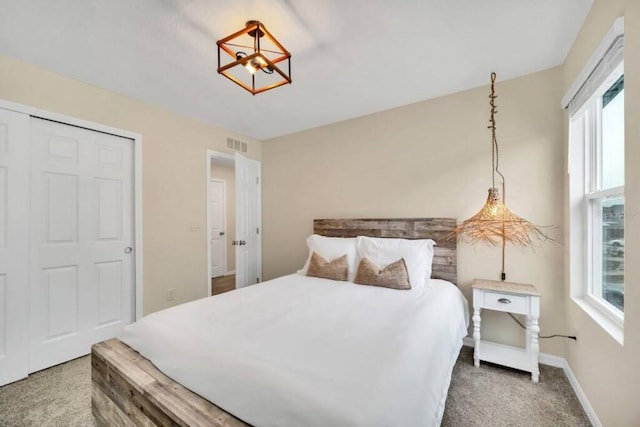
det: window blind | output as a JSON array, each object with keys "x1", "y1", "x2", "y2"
[{"x1": 561, "y1": 16, "x2": 624, "y2": 112}]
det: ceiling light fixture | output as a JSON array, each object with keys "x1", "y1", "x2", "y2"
[
  {"x1": 448, "y1": 72, "x2": 549, "y2": 280},
  {"x1": 217, "y1": 20, "x2": 292, "y2": 95}
]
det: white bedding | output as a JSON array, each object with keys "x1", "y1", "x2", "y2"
[{"x1": 121, "y1": 275, "x2": 469, "y2": 427}]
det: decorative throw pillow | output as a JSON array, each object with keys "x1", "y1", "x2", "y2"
[
  {"x1": 298, "y1": 235, "x2": 358, "y2": 281},
  {"x1": 306, "y1": 252, "x2": 349, "y2": 281},
  {"x1": 356, "y1": 236, "x2": 435, "y2": 288},
  {"x1": 354, "y1": 257, "x2": 411, "y2": 290}
]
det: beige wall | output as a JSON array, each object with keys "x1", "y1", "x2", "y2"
[
  {"x1": 263, "y1": 67, "x2": 566, "y2": 357},
  {"x1": 562, "y1": 1, "x2": 640, "y2": 425},
  {"x1": 210, "y1": 160, "x2": 236, "y2": 273},
  {"x1": 0, "y1": 54, "x2": 261, "y2": 315}
]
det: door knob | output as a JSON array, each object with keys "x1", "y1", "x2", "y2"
[
  {"x1": 232, "y1": 240, "x2": 237, "y2": 246},
  {"x1": 124, "y1": 247, "x2": 133, "y2": 254},
  {"x1": 219, "y1": 231, "x2": 225, "y2": 236},
  {"x1": 239, "y1": 240, "x2": 246, "y2": 246}
]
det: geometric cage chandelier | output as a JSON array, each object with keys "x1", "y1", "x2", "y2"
[{"x1": 217, "y1": 20, "x2": 292, "y2": 95}]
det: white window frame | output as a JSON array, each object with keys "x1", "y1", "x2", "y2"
[
  {"x1": 581, "y1": 65, "x2": 624, "y2": 313},
  {"x1": 565, "y1": 18, "x2": 625, "y2": 344}
]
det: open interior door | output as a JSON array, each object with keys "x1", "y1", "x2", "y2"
[{"x1": 234, "y1": 153, "x2": 261, "y2": 288}]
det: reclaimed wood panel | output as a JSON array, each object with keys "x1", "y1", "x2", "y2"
[
  {"x1": 92, "y1": 339, "x2": 249, "y2": 427},
  {"x1": 314, "y1": 218, "x2": 457, "y2": 284}
]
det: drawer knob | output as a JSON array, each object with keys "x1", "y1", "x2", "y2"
[{"x1": 498, "y1": 298, "x2": 511, "y2": 304}]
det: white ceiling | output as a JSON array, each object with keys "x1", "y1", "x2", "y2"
[{"x1": 0, "y1": 0, "x2": 592, "y2": 140}]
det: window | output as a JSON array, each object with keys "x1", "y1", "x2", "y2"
[
  {"x1": 586, "y1": 72, "x2": 624, "y2": 313},
  {"x1": 566, "y1": 18, "x2": 624, "y2": 343}
]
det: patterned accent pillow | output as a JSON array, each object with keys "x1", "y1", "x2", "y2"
[
  {"x1": 298, "y1": 235, "x2": 358, "y2": 281},
  {"x1": 354, "y1": 257, "x2": 411, "y2": 290},
  {"x1": 306, "y1": 251, "x2": 349, "y2": 281},
  {"x1": 356, "y1": 236, "x2": 434, "y2": 288}
]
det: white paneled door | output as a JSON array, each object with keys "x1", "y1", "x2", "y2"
[
  {"x1": 209, "y1": 179, "x2": 226, "y2": 278},
  {"x1": 235, "y1": 153, "x2": 260, "y2": 288},
  {"x1": 29, "y1": 118, "x2": 134, "y2": 372},
  {"x1": 0, "y1": 109, "x2": 30, "y2": 385}
]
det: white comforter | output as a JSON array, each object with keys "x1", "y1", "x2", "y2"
[{"x1": 121, "y1": 275, "x2": 469, "y2": 427}]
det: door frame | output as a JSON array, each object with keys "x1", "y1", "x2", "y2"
[
  {"x1": 0, "y1": 99, "x2": 144, "y2": 320},
  {"x1": 209, "y1": 177, "x2": 227, "y2": 279},
  {"x1": 206, "y1": 150, "x2": 262, "y2": 296}
]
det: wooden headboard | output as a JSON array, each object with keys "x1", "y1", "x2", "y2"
[{"x1": 314, "y1": 218, "x2": 457, "y2": 284}]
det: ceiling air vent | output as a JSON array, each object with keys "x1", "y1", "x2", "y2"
[{"x1": 226, "y1": 137, "x2": 247, "y2": 153}]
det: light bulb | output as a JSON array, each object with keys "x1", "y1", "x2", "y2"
[{"x1": 244, "y1": 61, "x2": 258, "y2": 74}]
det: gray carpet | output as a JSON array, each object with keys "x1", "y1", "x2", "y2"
[
  {"x1": 442, "y1": 347, "x2": 591, "y2": 426},
  {"x1": 0, "y1": 356, "x2": 94, "y2": 427},
  {"x1": 0, "y1": 346, "x2": 590, "y2": 427}
]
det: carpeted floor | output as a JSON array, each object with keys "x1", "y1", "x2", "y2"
[
  {"x1": 0, "y1": 346, "x2": 590, "y2": 427},
  {"x1": 442, "y1": 347, "x2": 590, "y2": 426},
  {"x1": 0, "y1": 356, "x2": 94, "y2": 427}
]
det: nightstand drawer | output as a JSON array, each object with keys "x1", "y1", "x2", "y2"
[{"x1": 483, "y1": 291, "x2": 528, "y2": 314}]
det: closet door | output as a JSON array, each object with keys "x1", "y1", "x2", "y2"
[
  {"x1": 29, "y1": 118, "x2": 134, "y2": 372},
  {"x1": 0, "y1": 109, "x2": 30, "y2": 386}
]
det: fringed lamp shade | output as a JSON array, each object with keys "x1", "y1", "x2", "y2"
[
  {"x1": 451, "y1": 187, "x2": 548, "y2": 246},
  {"x1": 447, "y1": 72, "x2": 549, "y2": 278}
]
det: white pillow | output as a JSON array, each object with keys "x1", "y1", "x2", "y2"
[
  {"x1": 356, "y1": 236, "x2": 435, "y2": 288},
  {"x1": 298, "y1": 235, "x2": 359, "y2": 281}
]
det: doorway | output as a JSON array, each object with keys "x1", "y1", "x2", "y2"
[
  {"x1": 209, "y1": 178, "x2": 229, "y2": 279},
  {"x1": 207, "y1": 150, "x2": 261, "y2": 297}
]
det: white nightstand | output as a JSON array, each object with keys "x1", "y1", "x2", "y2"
[{"x1": 472, "y1": 278, "x2": 541, "y2": 382}]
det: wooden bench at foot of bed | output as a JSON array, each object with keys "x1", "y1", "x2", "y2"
[{"x1": 91, "y1": 338, "x2": 249, "y2": 427}]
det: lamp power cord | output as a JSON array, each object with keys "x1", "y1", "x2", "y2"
[{"x1": 507, "y1": 313, "x2": 577, "y2": 340}]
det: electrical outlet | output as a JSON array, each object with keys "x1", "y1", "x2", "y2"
[{"x1": 167, "y1": 288, "x2": 175, "y2": 301}]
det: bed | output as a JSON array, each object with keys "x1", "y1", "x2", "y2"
[{"x1": 92, "y1": 218, "x2": 467, "y2": 427}]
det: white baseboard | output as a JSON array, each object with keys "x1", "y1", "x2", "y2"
[
  {"x1": 462, "y1": 336, "x2": 474, "y2": 348},
  {"x1": 538, "y1": 352, "x2": 565, "y2": 368},
  {"x1": 224, "y1": 270, "x2": 235, "y2": 276},
  {"x1": 562, "y1": 359, "x2": 603, "y2": 427},
  {"x1": 461, "y1": 337, "x2": 601, "y2": 427}
]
